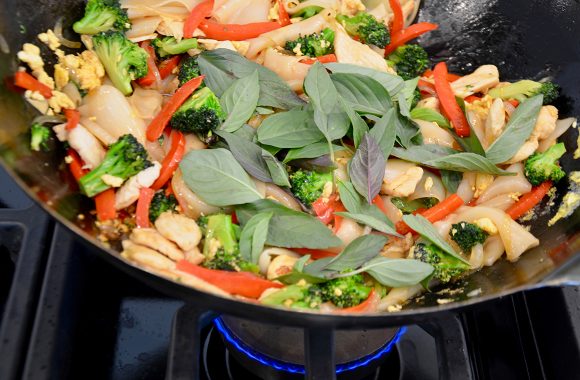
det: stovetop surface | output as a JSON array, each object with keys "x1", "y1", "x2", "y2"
[{"x1": 0, "y1": 166, "x2": 579, "y2": 380}]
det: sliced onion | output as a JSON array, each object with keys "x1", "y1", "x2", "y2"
[
  {"x1": 32, "y1": 115, "x2": 66, "y2": 125},
  {"x1": 54, "y1": 18, "x2": 82, "y2": 49}
]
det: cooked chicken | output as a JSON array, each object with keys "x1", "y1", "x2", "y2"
[
  {"x1": 184, "y1": 247, "x2": 205, "y2": 265},
  {"x1": 506, "y1": 106, "x2": 558, "y2": 163},
  {"x1": 334, "y1": 24, "x2": 394, "y2": 73},
  {"x1": 121, "y1": 240, "x2": 177, "y2": 271},
  {"x1": 52, "y1": 123, "x2": 105, "y2": 170},
  {"x1": 451, "y1": 65, "x2": 499, "y2": 98},
  {"x1": 130, "y1": 228, "x2": 185, "y2": 261},
  {"x1": 484, "y1": 98, "x2": 506, "y2": 145},
  {"x1": 267, "y1": 254, "x2": 299, "y2": 280},
  {"x1": 381, "y1": 159, "x2": 424, "y2": 197},
  {"x1": 154, "y1": 211, "x2": 202, "y2": 252},
  {"x1": 261, "y1": 48, "x2": 311, "y2": 91},
  {"x1": 115, "y1": 162, "x2": 161, "y2": 210}
]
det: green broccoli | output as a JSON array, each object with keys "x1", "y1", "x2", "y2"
[
  {"x1": 78, "y1": 134, "x2": 152, "y2": 197},
  {"x1": 295, "y1": 6, "x2": 323, "y2": 19},
  {"x1": 386, "y1": 44, "x2": 430, "y2": 80},
  {"x1": 177, "y1": 55, "x2": 203, "y2": 88},
  {"x1": 488, "y1": 80, "x2": 560, "y2": 105},
  {"x1": 73, "y1": 0, "x2": 130, "y2": 35},
  {"x1": 152, "y1": 36, "x2": 198, "y2": 58},
  {"x1": 449, "y1": 222, "x2": 489, "y2": 252},
  {"x1": 289, "y1": 170, "x2": 333, "y2": 206},
  {"x1": 149, "y1": 191, "x2": 178, "y2": 222},
  {"x1": 30, "y1": 123, "x2": 51, "y2": 152},
  {"x1": 284, "y1": 28, "x2": 335, "y2": 57},
  {"x1": 319, "y1": 275, "x2": 371, "y2": 308},
  {"x1": 391, "y1": 197, "x2": 439, "y2": 214},
  {"x1": 411, "y1": 88, "x2": 422, "y2": 109},
  {"x1": 412, "y1": 243, "x2": 470, "y2": 283},
  {"x1": 92, "y1": 31, "x2": 148, "y2": 95},
  {"x1": 523, "y1": 142, "x2": 567, "y2": 186},
  {"x1": 336, "y1": 12, "x2": 390, "y2": 48},
  {"x1": 169, "y1": 87, "x2": 225, "y2": 144},
  {"x1": 261, "y1": 282, "x2": 324, "y2": 309}
]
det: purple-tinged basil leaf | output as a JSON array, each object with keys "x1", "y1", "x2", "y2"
[{"x1": 349, "y1": 133, "x2": 385, "y2": 204}]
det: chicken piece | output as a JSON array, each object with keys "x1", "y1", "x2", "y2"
[
  {"x1": 484, "y1": 98, "x2": 506, "y2": 144},
  {"x1": 130, "y1": 228, "x2": 184, "y2": 261},
  {"x1": 451, "y1": 65, "x2": 499, "y2": 98},
  {"x1": 67, "y1": 123, "x2": 106, "y2": 170},
  {"x1": 333, "y1": 24, "x2": 395, "y2": 73},
  {"x1": 267, "y1": 255, "x2": 299, "y2": 280},
  {"x1": 115, "y1": 162, "x2": 161, "y2": 210},
  {"x1": 415, "y1": 97, "x2": 440, "y2": 112},
  {"x1": 381, "y1": 233, "x2": 414, "y2": 259},
  {"x1": 184, "y1": 246, "x2": 205, "y2": 265},
  {"x1": 415, "y1": 120, "x2": 455, "y2": 148},
  {"x1": 505, "y1": 139, "x2": 539, "y2": 164},
  {"x1": 531, "y1": 105, "x2": 558, "y2": 140},
  {"x1": 121, "y1": 240, "x2": 176, "y2": 271},
  {"x1": 154, "y1": 211, "x2": 202, "y2": 252},
  {"x1": 381, "y1": 159, "x2": 424, "y2": 197}
]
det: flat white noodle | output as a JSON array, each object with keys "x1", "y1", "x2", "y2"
[
  {"x1": 334, "y1": 218, "x2": 364, "y2": 251},
  {"x1": 477, "y1": 163, "x2": 532, "y2": 204},
  {"x1": 284, "y1": 0, "x2": 340, "y2": 14},
  {"x1": 128, "y1": 87, "x2": 163, "y2": 121},
  {"x1": 213, "y1": 0, "x2": 270, "y2": 24},
  {"x1": 380, "y1": 195, "x2": 404, "y2": 224},
  {"x1": 378, "y1": 285, "x2": 423, "y2": 311},
  {"x1": 477, "y1": 194, "x2": 515, "y2": 211},
  {"x1": 414, "y1": 119, "x2": 455, "y2": 148},
  {"x1": 456, "y1": 172, "x2": 476, "y2": 203},
  {"x1": 334, "y1": 24, "x2": 391, "y2": 72},
  {"x1": 80, "y1": 117, "x2": 117, "y2": 146},
  {"x1": 261, "y1": 48, "x2": 311, "y2": 92},
  {"x1": 482, "y1": 236, "x2": 505, "y2": 267},
  {"x1": 125, "y1": 16, "x2": 162, "y2": 40},
  {"x1": 469, "y1": 243, "x2": 484, "y2": 270},
  {"x1": 122, "y1": 0, "x2": 202, "y2": 19},
  {"x1": 409, "y1": 171, "x2": 446, "y2": 202},
  {"x1": 172, "y1": 169, "x2": 222, "y2": 218}
]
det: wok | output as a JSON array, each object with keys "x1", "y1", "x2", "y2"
[{"x1": 0, "y1": 0, "x2": 579, "y2": 329}]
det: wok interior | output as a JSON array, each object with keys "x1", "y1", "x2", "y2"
[{"x1": 0, "y1": 0, "x2": 579, "y2": 313}]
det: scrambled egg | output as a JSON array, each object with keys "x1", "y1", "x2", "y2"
[
  {"x1": 38, "y1": 30, "x2": 61, "y2": 51},
  {"x1": 549, "y1": 171, "x2": 580, "y2": 226},
  {"x1": 101, "y1": 174, "x2": 125, "y2": 188},
  {"x1": 473, "y1": 218, "x2": 498, "y2": 235},
  {"x1": 47, "y1": 91, "x2": 76, "y2": 113},
  {"x1": 55, "y1": 49, "x2": 105, "y2": 91},
  {"x1": 474, "y1": 173, "x2": 494, "y2": 198},
  {"x1": 17, "y1": 43, "x2": 55, "y2": 89}
]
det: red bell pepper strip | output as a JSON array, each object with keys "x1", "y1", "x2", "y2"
[
  {"x1": 158, "y1": 55, "x2": 182, "y2": 79},
  {"x1": 136, "y1": 187, "x2": 155, "y2": 228},
  {"x1": 199, "y1": 20, "x2": 281, "y2": 41},
  {"x1": 422, "y1": 69, "x2": 461, "y2": 82},
  {"x1": 396, "y1": 193, "x2": 464, "y2": 235},
  {"x1": 14, "y1": 71, "x2": 53, "y2": 99},
  {"x1": 293, "y1": 248, "x2": 338, "y2": 259},
  {"x1": 183, "y1": 0, "x2": 214, "y2": 38},
  {"x1": 372, "y1": 195, "x2": 389, "y2": 216},
  {"x1": 176, "y1": 260, "x2": 283, "y2": 298},
  {"x1": 300, "y1": 54, "x2": 338, "y2": 65},
  {"x1": 277, "y1": 0, "x2": 291, "y2": 26},
  {"x1": 433, "y1": 62, "x2": 471, "y2": 137},
  {"x1": 67, "y1": 148, "x2": 87, "y2": 182},
  {"x1": 507, "y1": 99, "x2": 520, "y2": 108},
  {"x1": 151, "y1": 131, "x2": 186, "y2": 190},
  {"x1": 64, "y1": 108, "x2": 80, "y2": 130},
  {"x1": 312, "y1": 194, "x2": 343, "y2": 224},
  {"x1": 137, "y1": 41, "x2": 159, "y2": 87},
  {"x1": 388, "y1": 0, "x2": 404, "y2": 34},
  {"x1": 340, "y1": 289, "x2": 380, "y2": 313},
  {"x1": 95, "y1": 188, "x2": 117, "y2": 221},
  {"x1": 506, "y1": 181, "x2": 552, "y2": 220},
  {"x1": 384, "y1": 22, "x2": 438, "y2": 56},
  {"x1": 465, "y1": 95, "x2": 481, "y2": 103},
  {"x1": 146, "y1": 75, "x2": 204, "y2": 141}
]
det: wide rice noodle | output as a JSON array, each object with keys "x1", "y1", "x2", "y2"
[
  {"x1": 213, "y1": 0, "x2": 270, "y2": 24},
  {"x1": 477, "y1": 163, "x2": 532, "y2": 204},
  {"x1": 261, "y1": 48, "x2": 311, "y2": 92}
]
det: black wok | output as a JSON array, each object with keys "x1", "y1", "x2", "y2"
[{"x1": 0, "y1": 0, "x2": 579, "y2": 329}]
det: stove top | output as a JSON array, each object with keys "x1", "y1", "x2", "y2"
[{"x1": 0, "y1": 165, "x2": 579, "y2": 380}]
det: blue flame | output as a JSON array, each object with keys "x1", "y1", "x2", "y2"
[{"x1": 213, "y1": 317, "x2": 406, "y2": 375}]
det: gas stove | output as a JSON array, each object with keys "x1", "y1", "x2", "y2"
[{"x1": 1, "y1": 165, "x2": 579, "y2": 380}]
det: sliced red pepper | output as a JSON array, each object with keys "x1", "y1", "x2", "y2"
[
  {"x1": 146, "y1": 75, "x2": 204, "y2": 141},
  {"x1": 506, "y1": 181, "x2": 552, "y2": 220},
  {"x1": 507, "y1": 99, "x2": 520, "y2": 108},
  {"x1": 151, "y1": 131, "x2": 186, "y2": 190},
  {"x1": 183, "y1": 0, "x2": 214, "y2": 38},
  {"x1": 312, "y1": 194, "x2": 342, "y2": 224},
  {"x1": 396, "y1": 193, "x2": 464, "y2": 235},
  {"x1": 372, "y1": 195, "x2": 389, "y2": 216},
  {"x1": 384, "y1": 22, "x2": 438, "y2": 56},
  {"x1": 158, "y1": 55, "x2": 182, "y2": 79},
  {"x1": 388, "y1": 0, "x2": 404, "y2": 34},
  {"x1": 300, "y1": 54, "x2": 338, "y2": 65},
  {"x1": 199, "y1": 20, "x2": 281, "y2": 41},
  {"x1": 293, "y1": 248, "x2": 337, "y2": 259},
  {"x1": 433, "y1": 62, "x2": 471, "y2": 137},
  {"x1": 340, "y1": 289, "x2": 380, "y2": 313},
  {"x1": 422, "y1": 69, "x2": 462, "y2": 82},
  {"x1": 14, "y1": 71, "x2": 52, "y2": 99},
  {"x1": 277, "y1": 0, "x2": 291, "y2": 26},
  {"x1": 64, "y1": 108, "x2": 80, "y2": 130},
  {"x1": 137, "y1": 41, "x2": 159, "y2": 87},
  {"x1": 231, "y1": 211, "x2": 239, "y2": 225},
  {"x1": 176, "y1": 260, "x2": 283, "y2": 298},
  {"x1": 67, "y1": 148, "x2": 87, "y2": 182},
  {"x1": 465, "y1": 95, "x2": 481, "y2": 103},
  {"x1": 136, "y1": 187, "x2": 155, "y2": 228},
  {"x1": 95, "y1": 188, "x2": 117, "y2": 221}
]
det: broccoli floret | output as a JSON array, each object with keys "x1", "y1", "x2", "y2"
[
  {"x1": 284, "y1": 28, "x2": 335, "y2": 57},
  {"x1": 92, "y1": 31, "x2": 148, "y2": 95},
  {"x1": 73, "y1": 0, "x2": 130, "y2": 35},
  {"x1": 170, "y1": 87, "x2": 225, "y2": 144},
  {"x1": 152, "y1": 36, "x2": 198, "y2": 58},
  {"x1": 177, "y1": 55, "x2": 204, "y2": 88},
  {"x1": 289, "y1": 170, "x2": 333, "y2": 207},
  {"x1": 449, "y1": 222, "x2": 489, "y2": 252},
  {"x1": 319, "y1": 275, "x2": 371, "y2": 308},
  {"x1": 488, "y1": 80, "x2": 560, "y2": 105},
  {"x1": 412, "y1": 243, "x2": 470, "y2": 283},
  {"x1": 78, "y1": 134, "x2": 152, "y2": 197},
  {"x1": 387, "y1": 44, "x2": 429, "y2": 80},
  {"x1": 30, "y1": 123, "x2": 51, "y2": 152},
  {"x1": 295, "y1": 6, "x2": 323, "y2": 19},
  {"x1": 149, "y1": 192, "x2": 178, "y2": 222},
  {"x1": 524, "y1": 142, "x2": 566, "y2": 186},
  {"x1": 391, "y1": 197, "x2": 439, "y2": 214},
  {"x1": 261, "y1": 283, "x2": 324, "y2": 309},
  {"x1": 411, "y1": 88, "x2": 422, "y2": 109},
  {"x1": 336, "y1": 12, "x2": 390, "y2": 48}
]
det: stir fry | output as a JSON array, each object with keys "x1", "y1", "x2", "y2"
[{"x1": 15, "y1": 0, "x2": 579, "y2": 313}]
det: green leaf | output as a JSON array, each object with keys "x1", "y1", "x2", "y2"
[
  {"x1": 349, "y1": 133, "x2": 385, "y2": 203},
  {"x1": 179, "y1": 148, "x2": 263, "y2": 206},
  {"x1": 216, "y1": 130, "x2": 271, "y2": 182},
  {"x1": 239, "y1": 212, "x2": 273, "y2": 264},
  {"x1": 485, "y1": 95, "x2": 544, "y2": 163},
  {"x1": 357, "y1": 257, "x2": 434, "y2": 287},
  {"x1": 397, "y1": 77, "x2": 419, "y2": 117},
  {"x1": 198, "y1": 48, "x2": 305, "y2": 110},
  {"x1": 294, "y1": 255, "x2": 310, "y2": 272},
  {"x1": 262, "y1": 150, "x2": 291, "y2": 187},
  {"x1": 369, "y1": 108, "x2": 397, "y2": 157},
  {"x1": 340, "y1": 97, "x2": 369, "y2": 148},
  {"x1": 395, "y1": 111, "x2": 421, "y2": 149},
  {"x1": 257, "y1": 107, "x2": 324, "y2": 148},
  {"x1": 402, "y1": 214, "x2": 469, "y2": 263},
  {"x1": 236, "y1": 200, "x2": 342, "y2": 249},
  {"x1": 451, "y1": 122, "x2": 485, "y2": 156},
  {"x1": 324, "y1": 235, "x2": 388, "y2": 272},
  {"x1": 391, "y1": 145, "x2": 459, "y2": 162},
  {"x1": 331, "y1": 73, "x2": 393, "y2": 115},
  {"x1": 283, "y1": 142, "x2": 346, "y2": 163},
  {"x1": 426, "y1": 153, "x2": 516, "y2": 175},
  {"x1": 219, "y1": 70, "x2": 260, "y2": 132},
  {"x1": 410, "y1": 108, "x2": 451, "y2": 129},
  {"x1": 325, "y1": 63, "x2": 404, "y2": 96},
  {"x1": 275, "y1": 271, "x2": 328, "y2": 285},
  {"x1": 335, "y1": 212, "x2": 400, "y2": 236},
  {"x1": 337, "y1": 181, "x2": 390, "y2": 224},
  {"x1": 441, "y1": 170, "x2": 462, "y2": 193}
]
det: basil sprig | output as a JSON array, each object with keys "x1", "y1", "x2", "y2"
[
  {"x1": 349, "y1": 133, "x2": 385, "y2": 203},
  {"x1": 239, "y1": 212, "x2": 273, "y2": 264},
  {"x1": 219, "y1": 70, "x2": 260, "y2": 132}
]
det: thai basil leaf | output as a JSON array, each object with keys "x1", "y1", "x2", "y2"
[
  {"x1": 239, "y1": 212, "x2": 273, "y2": 264},
  {"x1": 283, "y1": 142, "x2": 346, "y2": 163},
  {"x1": 262, "y1": 150, "x2": 291, "y2": 187},
  {"x1": 426, "y1": 153, "x2": 515, "y2": 175},
  {"x1": 219, "y1": 70, "x2": 260, "y2": 132},
  {"x1": 451, "y1": 122, "x2": 485, "y2": 156},
  {"x1": 275, "y1": 271, "x2": 328, "y2": 285},
  {"x1": 198, "y1": 49, "x2": 304, "y2": 109},
  {"x1": 441, "y1": 170, "x2": 462, "y2": 193},
  {"x1": 485, "y1": 95, "x2": 543, "y2": 163},
  {"x1": 397, "y1": 77, "x2": 419, "y2": 117},
  {"x1": 335, "y1": 212, "x2": 400, "y2": 236},
  {"x1": 304, "y1": 257, "x2": 335, "y2": 277},
  {"x1": 180, "y1": 149, "x2": 263, "y2": 206},
  {"x1": 233, "y1": 124, "x2": 257, "y2": 141},
  {"x1": 391, "y1": 145, "x2": 459, "y2": 162},
  {"x1": 323, "y1": 235, "x2": 388, "y2": 272},
  {"x1": 291, "y1": 155, "x2": 336, "y2": 173},
  {"x1": 257, "y1": 107, "x2": 324, "y2": 148},
  {"x1": 324, "y1": 63, "x2": 405, "y2": 96},
  {"x1": 294, "y1": 255, "x2": 311, "y2": 272},
  {"x1": 356, "y1": 257, "x2": 434, "y2": 287},
  {"x1": 313, "y1": 107, "x2": 351, "y2": 142},
  {"x1": 402, "y1": 214, "x2": 469, "y2": 263},
  {"x1": 369, "y1": 108, "x2": 397, "y2": 157},
  {"x1": 216, "y1": 130, "x2": 271, "y2": 182},
  {"x1": 410, "y1": 108, "x2": 451, "y2": 129},
  {"x1": 331, "y1": 73, "x2": 392, "y2": 115},
  {"x1": 337, "y1": 181, "x2": 391, "y2": 224},
  {"x1": 349, "y1": 133, "x2": 386, "y2": 203},
  {"x1": 236, "y1": 200, "x2": 342, "y2": 249},
  {"x1": 395, "y1": 112, "x2": 421, "y2": 149},
  {"x1": 256, "y1": 106, "x2": 274, "y2": 115},
  {"x1": 340, "y1": 97, "x2": 369, "y2": 147}
]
